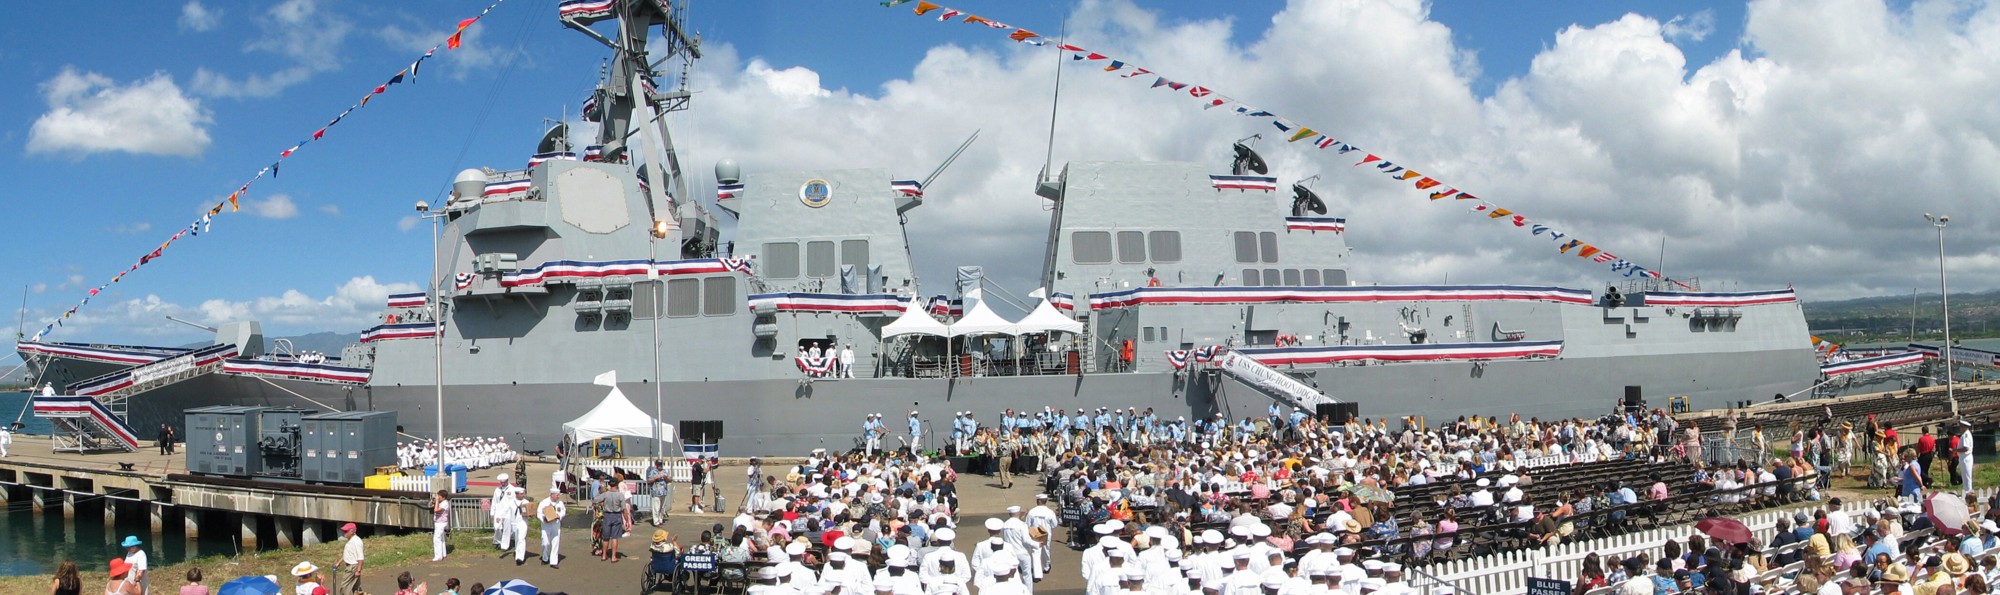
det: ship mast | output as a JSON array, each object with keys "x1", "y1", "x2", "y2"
[{"x1": 563, "y1": 0, "x2": 714, "y2": 257}]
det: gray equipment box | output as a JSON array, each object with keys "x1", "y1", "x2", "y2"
[
  {"x1": 253, "y1": 408, "x2": 308, "y2": 480},
  {"x1": 299, "y1": 411, "x2": 397, "y2": 485},
  {"x1": 184, "y1": 406, "x2": 268, "y2": 476}
]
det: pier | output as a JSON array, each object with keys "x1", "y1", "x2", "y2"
[{"x1": 0, "y1": 435, "x2": 433, "y2": 549}]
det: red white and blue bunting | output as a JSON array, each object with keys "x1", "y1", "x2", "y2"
[
  {"x1": 386, "y1": 292, "x2": 428, "y2": 309},
  {"x1": 1210, "y1": 175, "x2": 1279, "y2": 191},
  {"x1": 796, "y1": 356, "x2": 838, "y2": 375},
  {"x1": 1165, "y1": 345, "x2": 1227, "y2": 370},
  {"x1": 717, "y1": 183, "x2": 743, "y2": 200},
  {"x1": 1088, "y1": 285, "x2": 1592, "y2": 310},
  {"x1": 1049, "y1": 292, "x2": 1076, "y2": 312},
  {"x1": 1642, "y1": 290, "x2": 1798, "y2": 307},
  {"x1": 360, "y1": 322, "x2": 441, "y2": 343},
  {"x1": 17, "y1": 341, "x2": 181, "y2": 365},
  {"x1": 1907, "y1": 343, "x2": 2000, "y2": 367},
  {"x1": 32, "y1": 396, "x2": 141, "y2": 447},
  {"x1": 892, "y1": 180, "x2": 925, "y2": 196},
  {"x1": 1236, "y1": 341, "x2": 1564, "y2": 366},
  {"x1": 1285, "y1": 217, "x2": 1345, "y2": 233},
  {"x1": 28, "y1": 0, "x2": 507, "y2": 342},
  {"x1": 879, "y1": 1, "x2": 1685, "y2": 286},
  {"x1": 222, "y1": 359, "x2": 372, "y2": 385},
  {"x1": 558, "y1": 0, "x2": 616, "y2": 24},
  {"x1": 528, "y1": 151, "x2": 578, "y2": 168},
  {"x1": 483, "y1": 178, "x2": 532, "y2": 198},
  {"x1": 750, "y1": 293, "x2": 907, "y2": 315},
  {"x1": 1819, "y1": 352, "x2": 1925, "y2": 378},
  {"x1": 497, "y1": 258, "x2": 749, "y2": 288},
  {"x1": 927, "y1": 295, "x2": 965, "y2": 318}
]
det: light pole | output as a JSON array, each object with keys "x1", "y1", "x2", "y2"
[
  {"x1": 1925, "y1": 213, "x2": 1955, "y2": 416},
  {"x1": 418, "y1": 200, "x2": 449, "y2": 469},
  {"x1": 649, "y1": 219, "x2": 670, "y2": 457}
]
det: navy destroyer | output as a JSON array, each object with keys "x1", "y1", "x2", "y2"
[{"x1": 18, "y1": 1, "x2": 1832, "y2": 456}]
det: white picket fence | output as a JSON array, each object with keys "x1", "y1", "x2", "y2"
[
  {"x1": 389, "y1": 475, "x2": 443, "y2": 493},
  {"x1": 1426, "y1": 487, "x2": 1999, "y2": 594}
]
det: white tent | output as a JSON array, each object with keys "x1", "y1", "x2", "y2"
[
  {"x1": 1014, "y1": 298, "x2": 1084, "y2": 335},
  {"x1": 880, "y1": 299, "x2": 949, "y2": 339},
  {"x1": 948, "y1": 298, "x2": 1022, "y2": 338},
  {"x1": 561, "y1": 371, "x2": 674, "y2": 443}
]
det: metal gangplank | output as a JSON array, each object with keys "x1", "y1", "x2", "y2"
[
  {"x1": 1212, "y1": 349, "x2": 1338, "y2": 410},
  {"x1": 34, "y1": 344, "x2": 239, "y2": 453},
  {"x1": 33, "y1": 395, "x2": 144, "y2": 453}
]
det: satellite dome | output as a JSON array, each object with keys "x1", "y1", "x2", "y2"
[
  {"x1": 451, "y1": 168, "x2": 488, "y2": 202},
  {"x1": 714, "y1": 159, "x2": 741, "y2": 186}
]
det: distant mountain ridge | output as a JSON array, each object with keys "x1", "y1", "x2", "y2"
[
  {"x1": 179, "y1": 331, "x2": 362, "y2": 356},
  {"x1": 1804, "y1": 289, "x2": 2000, "y2": 343}
]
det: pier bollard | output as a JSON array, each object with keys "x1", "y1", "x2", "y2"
[{"x1": 183, "y1": 509, "x2": 201, "y2": 539}]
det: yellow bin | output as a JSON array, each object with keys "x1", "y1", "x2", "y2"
[{"x1": 363, "y1": 474, "x2": 393, "y2": 490}]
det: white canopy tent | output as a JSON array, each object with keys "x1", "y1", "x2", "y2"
[
  {"x1": 948, "y1": 298, "x2": 1023, "y2": 338},
  {"x1": 561, "y1": 371, "x2": 674, "y2": 444},
  {"x1": 880, "y1": 299, "x2": 950, "y2": 338},
  {"x1": 1013, "y1": 299, "x2": 1083, "y2": 335}
]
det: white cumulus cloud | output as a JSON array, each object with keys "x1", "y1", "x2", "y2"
[
  {"x1": 27, "y1": 68, "x2": 212, "y2": 158},
  {"x1": 179, "y1": 1, "x2": 222, "y2": 32},
  {"x1": 251, "y1": 193, "x2": 300, "y2": 219},
  {"x1": 190, "y1": 0, "x2": 351, "y2": 99}
]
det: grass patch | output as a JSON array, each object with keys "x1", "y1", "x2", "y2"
[{"x1": 0, "y1": 530, "x2": 490, "y2": 593}]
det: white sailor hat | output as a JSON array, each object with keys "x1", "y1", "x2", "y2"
[
  {"x1": 1106, "y1": 547, "x2": 1126, "y2": 559},
  {"x1": 1262, "y1": 570, "x2": 1290, "y2": 588},
  {"x1": 911, "y1": 411, "x2": 920, "y2": 416},
  {"x1": 985, "y1": 518, "x2": 1004, "y2": 531},
  {"x1": 1362, "y1": 560, "x2": 1385, "y2": 570},
  {"x1": 1232, "y1": 551, "x2": 1252, "y2": 561},
  {"x1": 1036, "y1": 493, "x2": 1049, "y2": 501},
  {"x1": 833, "y1": 536, "x2": 855, "y2": 551},
  {"x1": 768, "y1": 549, "x2": 790, "y2": 564},
  {"x1": 1145, "y1": 526, "x2": 1169, "y2": 539},
  {"x1": 1384, "y1": 563, "x2": 1403, "y2": 573},
  {"x1": 935, "y1": 528, "x2": 956, "y2": 541},
  {"x1": 1094, "y1": 523, "x2": 1114, "y2": 535},
  {"x1": 1334, "y1": 547, "x2": 1356, "y2": 557},
  {"x1": 786, "y1": 542, "x2": 808, "y2": 556},
  {"x1": 1201, "y1": 530, "x2": 1224, "y2": 544},
  {"x1": 497, "y1": 473, "x2": 510, "y2": 482},
  {"x1": 829, "y1": 551, "x2": 850, "y2": 562},
  {"x1": 1106, "y1": 520, "x2": 1125, "y2": 531},
  {"x1": 1229, "y1": 526, "x2": 1251, "y2": 538},
  {"x1": 1475, "y1": 478, "x2": 1490, "y2": 487},
  {"x1": 1006, "y1": 505, "x2": 1021, "y2": 514},
  {"x1": 1251, "y1": 524, "x2": 1272, "y2": 537},
  {"x1": 758, "y1": 566, "x2": 783, "y2": 580}
]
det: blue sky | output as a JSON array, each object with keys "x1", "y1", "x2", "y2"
[{"x1": 4, "y1": 0, "x2": 1995, "y2": 360}]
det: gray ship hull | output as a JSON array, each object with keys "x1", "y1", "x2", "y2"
[{"x1": 43, "y1": 345, "x2": 1812, "y2": 457}]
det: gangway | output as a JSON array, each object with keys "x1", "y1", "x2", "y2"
[
  {"x1": 1212, "y1": 349, "x2": 1338, "y2": 410},
  {"x1": 32, "y1": 395, "x2": 143, "y2": 453},
  {"x1": 34, "y1": 343, "x2": 238, "y2": 453}
]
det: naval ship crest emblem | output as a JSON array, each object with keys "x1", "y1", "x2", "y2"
[{"x1": 799, "y1": 178, "x2": 832, "y2": 208}]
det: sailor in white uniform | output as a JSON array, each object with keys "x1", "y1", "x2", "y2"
[
  {"x1": 921, "y1": 528, "x2": 970, "y2": 595},
  {"x1": 840, "y1": 344, "x2": 857, "y2": 378}
]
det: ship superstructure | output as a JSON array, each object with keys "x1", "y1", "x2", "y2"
[{"x1": 18, "y1": 0, "x2": 1833, "y2": 456}]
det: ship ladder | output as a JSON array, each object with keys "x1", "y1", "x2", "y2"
[{"x1": 32, "y1": 395, "x2": 143, "y2": 453}]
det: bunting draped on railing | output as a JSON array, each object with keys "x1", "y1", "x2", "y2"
[
  {"x1": 1087, "y1": 285, "x2": 1593, "y2": 310},
  {"x1": 1165, "y1": 345, "x2": 1226, "y2": 370},
  {"x1": 496, "y1": 258, "x2": 752, "y2": 288},
  {"x1": 748, "y1": 293, "x2": 907, "y2": 315},
  {"x1": 360, "y1": 322, "x2": 441, "y2": 343},
  {"x1": 1819, "y1": 352, "x2": 1924, "y2": 378},
  {"x1": 877, "y1": 1, "x2": 1687, "y2": 286},
  {"x1": 28, "y1": 0, "x2": 508, "y2": 342},
  {"x1": 1284, "y1": 217, "x2": 1345, "y2": 233}
]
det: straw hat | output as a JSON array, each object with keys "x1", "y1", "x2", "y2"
[{"x1": 291, "y1": 561, "x2": 319, "y2": 577}]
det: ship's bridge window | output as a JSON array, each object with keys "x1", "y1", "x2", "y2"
[
  {"x1": 1148, "y1": 231, "x2": 1181, "y2": 263},
  {"x1": 1242, "y1": 269, "x2": 1261, "y2": 286},
  {"x1": 1263, "y1": 269, "x2": 1281, "y2": 287},
  {"x1": 703, "y1": 276, "x2": 737, "y2": 316},
  {"x1": 1234, "y1": 232, "x2": 1258, "y2": 263},
  {"x1": 1303, "y1": 269, "x2": 1322, "y2": 286},
  {"x1": 1117, "y1": 231, "x2": 1146, "y2": 264},
  {"x1": 841, "y1": 239, "x2": 869, "y2": 271},
  {"x1": 1072, "y1": 231, "x2": 1113, "y2": 264},
  {"x1": 1142, "y1": 327, "x2": 1156, "y2": 342},
  {"x1": 1259, "y1": 232, "x2": 1279, "y2": 263},
  {"x1": 666, "y1": 278, "x2": 700, "y2": 317},
  {"x1": 1283, "y1": 269, "x2": 1302, "y2": 286},
  {"x1": 806, "y1": 241, "x2": 837, "y2": 278},
  {"x1": 1324, "y1": 269, "x2": 1348, "y2": 286},
  {"x1": 764, "y1": 243, "x2": 800, "y2": 279}
]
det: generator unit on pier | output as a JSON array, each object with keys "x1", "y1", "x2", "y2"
[{"x1": 183, "y1": 406, "x2": 396, "y2": 486}]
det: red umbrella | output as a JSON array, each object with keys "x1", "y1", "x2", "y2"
[
  {"x1": 1694, "y1": 516, "x2": 1755, "y2": 545},
  {"x1": 1928, "y1": 492, "x2": 1972, "y2": 535}
]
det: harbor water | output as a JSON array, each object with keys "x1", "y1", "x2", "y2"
[{"x1": 0, "y1": 392, "x2": 247, "y2": 577}]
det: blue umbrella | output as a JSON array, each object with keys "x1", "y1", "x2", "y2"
[
  {"x1": 483, "y1": 579, "x2": 540, "y2": 595},
  {"x1": 217, "y1": 575, "x2": 281, "y2": 595}
]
